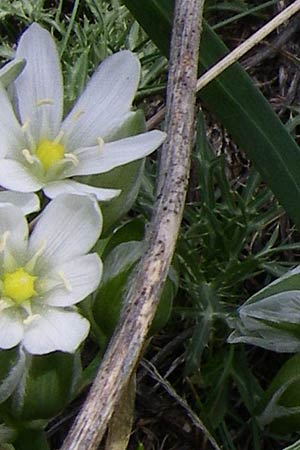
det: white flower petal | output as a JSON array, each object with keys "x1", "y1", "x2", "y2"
[
  {"x1": 0, "y1": 160, "x2": 43, "y2": 192},
  {"x1": 0, "y1": 191, "x2": 40, "y2": 215},
  {"x1": 44, "y1": 179, "x2": 121, "y2": 201},
  {"x1": 29, "y1": 193, "x2": 102, "y2": 267},
  {"x1": 14, "y1": 23, "x2": 63, "y2": 142},
  {"x1": 0, "y1": 85, "x2": 24, "y2": 158},
  {"x1": 42, "y1": 253, "x2": 102, "y2": 306},
  {"x1": 0, "y1": 308, "x2": 24, "y2": 350},
  {"x1": 0, "y1": 203, "x2": 28, "y2": 256},
  {"x1": 65, "y1": 130, "x2": 166, "y2": 177},
  {"x1": 23, "y1": 307, "x2": 90, "y2": 354},
  {"x1": 62, "y1": 51, "x2": 140, "y2": 148}
]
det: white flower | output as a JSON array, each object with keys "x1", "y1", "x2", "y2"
[
  {"x1": 0, "y1": 193, "x2": 102, "y2": 355},
  {"x1": 0, "y1": 191, "x2": 39, "y2": 215},
  {"x1": 0, "y1": 23, "x2": 166, "y2": 200}
]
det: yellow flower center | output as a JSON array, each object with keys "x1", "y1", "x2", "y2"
[
  {"x1": 2, "y1": 268, "x2": 37, "y2": 303},
  {"x1": 36, "y1": 139, "x2": 65, "y2": 171}
]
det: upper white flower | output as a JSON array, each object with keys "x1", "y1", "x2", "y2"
[
  {"x1": 0, "y1": 193, "x2": 102, "y2": 355},
  {"x1": 0, "y1": 23, "x2": 166, "y2": 200}
]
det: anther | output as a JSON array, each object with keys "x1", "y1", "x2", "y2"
[
  {"x1": 97, "y1": 137, "x2": 104, "y2": 155},
  {"x1": 36, "y1": 98, "x2": 54, "y2": 107},
  {"x1": 21, "y1": 119, "x2": 35, "y2": 150},
  {"x1": 24, "y1": 314, "x2": 41, "y2": 325},
  {"x1": 72, "y1": 110, "x2": 85, "y2": 121},
  {"x1": 64, "y1": 153, "x2": 79, "y2": 166},
  {"x1": 0, "y1": 231, "x2": 10, "y2": 252},
  {"x1": 22, "y1": 149, "x2": 35, "y2": 165},
  {"x1": 58, "y1": 271, "x2": 72, "y2": 291},
  {"x1": 21, "y1": 120, "x2": 30, "y2": 132},
  {"x1": 0, "y1": 299, "x2": 12, "y2": 312}
]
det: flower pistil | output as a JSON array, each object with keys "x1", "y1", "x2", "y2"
[
  {"x1": 2, "y1": 267, "x2": 37, "y2": 303},
  {"x1": 36, "y1": 139, "x2": 65, "y2": 171}
]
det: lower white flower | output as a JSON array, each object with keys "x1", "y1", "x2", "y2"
[{"x1": 0, "y1": 193, "x2": 103, "y2": 354}]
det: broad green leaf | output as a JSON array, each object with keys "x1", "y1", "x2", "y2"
[
  {"x1": 228, "y1": 266, "x2": 300, "y2": 353},
  {"x1": 243, "y1": 265, "x2": 300, "y2": 306},
  {"x1": 257, "y1": 355, "x2": 300, "y2": 434},
  {"x1": 124, "y1": 0, "x2": 300, "y2": 224},
  {"x1": 93, "y1": 240, "x2": 177, "y2": 337},
  {"x1": 0, "y1": 422, "x2": 16, "y2": 445},
  {"x1": 123, "y1": 0, "x2": 172, "y2": 56},
  {"x1": 13, "y1": 429, "x2": 50, "y2": 450},
  {"x1": 8, "y1": 352, "x2": 80, "y2": 421},
  {"x1": 283, "y1": 439, "x2": 300, "y2": 450},
  {"x1": 0, "y1": 349, "x2": 25, "y2": 405},
  {"x1": 102, "y1": 217, "x2": 145, "y2": 258}
]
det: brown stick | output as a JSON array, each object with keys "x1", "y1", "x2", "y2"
[{"x1": 60, "y1": 1, "x2": 204, "y2": 448}]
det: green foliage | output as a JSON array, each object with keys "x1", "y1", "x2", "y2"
[
  {"x1": 257, "y1": 355, "x2": 300, "y2": 434},
  {"x1": 0, "y1": 350, "x2": 25, "y2": 405},
  {"x1": 176, "y1": 112, "x2": 293, "y2": 370},
  {"x1": 283, "y1": 439, "x2": 300, "y2": 450},
  {"x1": 162, "y1": 109, "x2": 300, "y2": 446},
  {"x1": 4, "y1": 352, "x2": 81, "y2": 421},
  {"x1": 13, "y1": 429, "x2": 50, "y2": 450},
  {"x1": 135, "y1": 111, "x2": 298, "y2": 446},
  {"x1": 122, "y1": 2, "x2": 300, "y2": 446},
  {"x1": 228, "y1": 259, "x2": 300, "y2": 353},
  {"x1": 0, "y1": 0, "x2": 167, "y2": 111},
  {"x1": 206, "y1": 0, "x2": 277, "y2": 30},
  {"x1": 93, "y1": 221, "x2": 177, "y2": 339},
  {"x1": 124, "y1": 0, "x2": 300, "y2": 225}
]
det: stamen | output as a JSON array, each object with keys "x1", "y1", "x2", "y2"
[
  {"x1": 0, "y1": 299, "x2": 13, "y2": 312},
  {"x1": 72, "y1": 110, "x2": 85, "y2": 121},
  {"x1": 64, "y1": 153, "x2": 79, "y2": 166},
  {"x1": 36, "y1": 98, "x2": 53, "y2": 107},
  {"x1": 22, "y1": 149, "x2": 35, "y2": 165},
  {"x1": 54, "y1": 130, "x2": 64, "y2": 144},
  {"x1": 0, "y1": 231, "x2": 10, "y2": 252},
  {"x1": 25, "y1": 240, "x2": 46, "y2": 272},
  {"x1": 0, "y1": 231, "x2": 17, "y2": 272},
  {"x1": 21, "y1": 120, "x2": 29, "y2": 132},
  {"x1": 97, "y1": 137, "x2": 104, "y2": 155},
  {"x1": 23, "y1": 314, "x2": 41, "y2": 325},
  {"x1": 21, "y1": 119, "x2": 35, "y2": 151},
  {"x1": 58, "y1": 271, "x2": 72, "y2": 291}
]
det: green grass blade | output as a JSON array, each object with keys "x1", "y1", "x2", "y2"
[{"x1": 124, "y1": 0, "x2": 300, "y2": 224}]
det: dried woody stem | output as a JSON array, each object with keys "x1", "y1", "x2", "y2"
[{"x1": 60, "y1": 1, "x2": 204, "y2": 449}]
